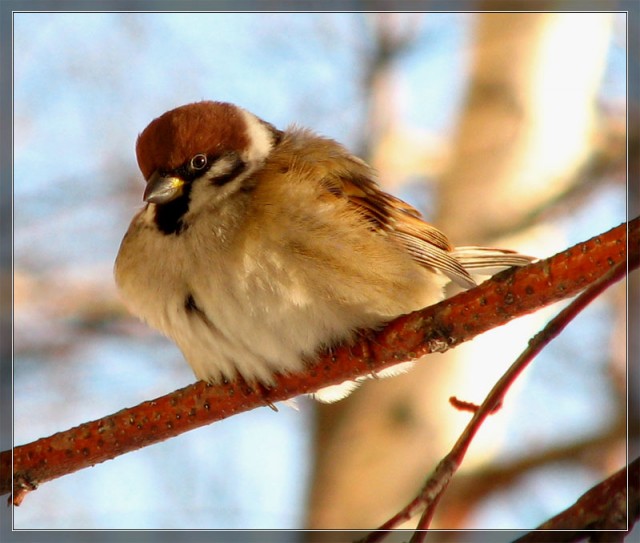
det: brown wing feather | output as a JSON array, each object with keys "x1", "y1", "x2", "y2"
[{"x1": 320, "y1": 171, "x2": 478, "y2": 288}]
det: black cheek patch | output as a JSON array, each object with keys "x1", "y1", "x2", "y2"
[{"x1": 213, "y1": 158, "x2": 247, "y2": 186}]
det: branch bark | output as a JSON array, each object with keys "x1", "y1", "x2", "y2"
[
  {"x1": 513, "y1": 457, "x2": 639, "y2": 542},
  {"x1": 2, "y1": 217, "x2": 636, "y2": 504}
]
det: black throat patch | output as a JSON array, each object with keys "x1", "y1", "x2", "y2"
[{"x1": 153, "y1": 183, "x2": 192, "y2": 235}]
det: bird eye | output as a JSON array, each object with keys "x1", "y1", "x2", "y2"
[{"x1": 190, "y1": 154, "x2": 208, "y2": 171}]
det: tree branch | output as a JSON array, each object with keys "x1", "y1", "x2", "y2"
[
  {"x1": 513, "y1": 457, "x2": 639, "y2": 542},
  {"x1": 2, "y1": 218, "x2": 636, "y2": 505}
]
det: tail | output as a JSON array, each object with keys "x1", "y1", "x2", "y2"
[{"x1": 449, "y1": 246, "x2": 536, "y2": 287}]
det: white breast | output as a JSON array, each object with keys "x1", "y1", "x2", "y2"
[{"x1": 115, "y1": 198, "x2": 446, "y2": 388}]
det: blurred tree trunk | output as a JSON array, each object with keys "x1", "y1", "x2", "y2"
[{"x1": 305, "y1": 12, "x2": 613, "y2": 530}]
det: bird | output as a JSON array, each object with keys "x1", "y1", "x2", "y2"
[{"x1": 114, "y1": 101, "x2": 534, "y2": 402}]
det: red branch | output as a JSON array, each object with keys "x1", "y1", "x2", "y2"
[{"x1": 2, "y1": 218, "x2": 636, "y2": 504}]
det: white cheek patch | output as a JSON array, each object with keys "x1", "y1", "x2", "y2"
[{"x1": 239, "y1": 109, "x2": 275, "y2": 164}]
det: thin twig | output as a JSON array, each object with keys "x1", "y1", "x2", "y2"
[{"x1": 436, "y1": 418, "x2": 627, "y2": 527}]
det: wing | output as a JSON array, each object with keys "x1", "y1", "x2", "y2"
[{"x1": 319, "y1": 169, "x2": 478, "y2": 289}]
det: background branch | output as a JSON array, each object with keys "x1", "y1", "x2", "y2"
[{"x1": 513, "y1": 457, "x2": 639, "y2": 542}]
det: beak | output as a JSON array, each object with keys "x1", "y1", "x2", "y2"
[{"x1": 143, "y1": 171, "x2": 185, "y2": 204}]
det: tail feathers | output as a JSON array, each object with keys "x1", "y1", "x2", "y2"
[{"x1": 453, "y1": 246, "x2": 536, "y2": 278}]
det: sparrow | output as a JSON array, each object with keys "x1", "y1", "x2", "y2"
[{"x1": 114, "y1": 101, "x2": 534, "y2": 402}]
